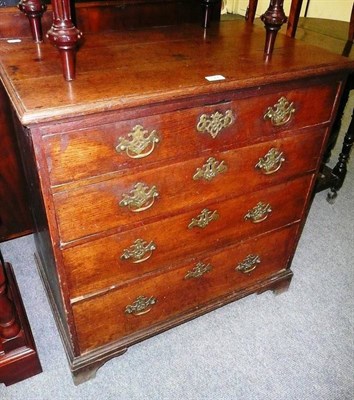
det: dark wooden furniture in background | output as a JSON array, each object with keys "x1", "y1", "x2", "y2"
[
  {"x1": 1, "y1": 0, "x2": 353, "y2": 382},
  {"x1": 0, "y1": 250, "x2": 42, "y2": 386},
  {"x1": 246, "y1": 0, "x2": 303, "y2": 38},
  {"x1": 15, "y1": 0, "x2": 294, "y2": 80},
  {"x1": 0, "y1": 84, "x2": 33, "y2": 242},
  {"x1": 317, "y1": 4, "x2": 354, "y2": 203}
]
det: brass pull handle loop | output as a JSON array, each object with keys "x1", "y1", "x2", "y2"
[
  {"x1": 184, "y1": 262, "x2": 213, "y2": 279},
  {"x1": 264, "y1": 97, "x2": 295, "y2": 126},
  {"x1": 244, "y1": 202, "x2": 272, "y2": 223},
  {"x1": 119, "y1": 182, "x2": 159, "y2": 212},
  {"x1": 125, "y1": 295, "x2": 157, "y2": 316},
  {"x1": 236, "y1": 254, "x2": 261, "y2": 274},
  {"x1": 116, "y1": 125, "x2": 160, "y2": 159},
  {"x1": 255, "y1": 148, "x2": 285, "y2": 175},
  {"x1": 121, "y1": 239, "x2": 156, "y2": 263},
  {"x1": 188, "y1": 208, "x2": 219, "y2": 229}
]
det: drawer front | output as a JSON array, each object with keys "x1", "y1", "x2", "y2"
[
  {"x1": 54, "y1": 130, "x2": 321, "y2": 243},
  {"x1": 72, "y1": 224, "x2": 298, "y2": 352},
  {"x1": 64, "y1": 175, "x2": 312, "y2": 298},
  {"x1": 44, "y1": 83, "x2": 337, "y2": 186}
]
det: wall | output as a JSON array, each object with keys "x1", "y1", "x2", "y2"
[
  {"x1": 230, "y1": 0, "x2": 353, "y2": 22},
  {"x1": 223, "y1": 0, "x2": 239, "y2": 14}
]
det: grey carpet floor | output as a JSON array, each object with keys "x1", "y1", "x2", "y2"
[{"x1": 1, "y1": 96, "x2": 353, "y2": 399}]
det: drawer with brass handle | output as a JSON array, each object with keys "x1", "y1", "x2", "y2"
[
  {"x1": 63, "y1": 175, "x2": 312, "y2": 299},
  {"x1": 54, "y1": 129, "x2": 324, "y2": 243},
  {"x1": 72, "y1": 224, "x2": 298, "y2": 353},
  {"x1": 43, "y1": 83, "x2": 338, "y2": 187}
]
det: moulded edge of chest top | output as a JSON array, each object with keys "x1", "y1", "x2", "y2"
[{"x1": 17, "y1": 71, "x2": 351, "y2": 132}]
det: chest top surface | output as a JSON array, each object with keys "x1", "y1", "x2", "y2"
[{"x1": 0, "y1": 19, "x2": 353, "y2": 125}]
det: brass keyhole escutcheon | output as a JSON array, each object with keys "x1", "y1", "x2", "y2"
[
  {"x1": 193, "y1": 157, "x2": 228, "y2": 181},
  {"x1": 197, "y1": 110, "x2": 235, "y2": 138}
]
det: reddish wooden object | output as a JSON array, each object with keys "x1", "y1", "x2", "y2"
[
  {"x1": 286, "y1": 0, "x2": 303, "y2": 37},
  {"x1": 18, "y1": 0, "x2": 47, "y2": 42},
  {"x1": 246, "y1": 0, "x2": 303, "y2": 39},
  {"x1": 201, "y1": 0, "x2": 221, "y2": 28},
  {"x1": 46, "y1": 0, "x2": 82, "y2": 81},
  {"x1": 245, "y1": 0, "x2": 258, "y2": 24},
  {"x1": 0, "y1": 84, "x2": 33, "y2": 242},
  {"x1": 0, "y1": 252, "x2": 42, "y2": 386},
  {"x1": 261, "y1": 0, "x2": 287, "y2": 54},
  {"x1": 0, "y1": 12, "x2": 353, "y2": 385}
]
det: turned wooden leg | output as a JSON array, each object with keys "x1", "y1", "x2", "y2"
[
  {"x1": 245, "y1": 0, "x2": 259, "y2": 24},
  {"x1": 18, "y1": 0, "x2": 47, "y2": 43},
  {"x1": 327, "y1": 107, "x2": 354, "y2": 203},
  {"x1": 285, "y1": 0, "x2": 303, "y2": 38},
  {"x1": 261, "y1": 0, "x2": 287, "y2": 55},
  {"x1": 201, "y1": 0, "x2": 220, "y2": 29},
  {"x1": 46, "y1": 0, "x2": 82, "y2": 81}
]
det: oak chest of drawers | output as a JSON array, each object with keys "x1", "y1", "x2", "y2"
[{"x1": 1, "y1": 19, "x2": 353, "y2": 384}]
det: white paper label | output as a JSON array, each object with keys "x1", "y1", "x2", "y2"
[
  {"x1": 205, "y1": 75, "x2": 226, "y2": 82},
  {"x1": 7, "y1": 39, "x2": 22, "y2": 43}
]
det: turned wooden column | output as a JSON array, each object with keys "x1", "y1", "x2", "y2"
[
  {"x1": 46, "y1": 0, "x2": 82, "y2": 81},
  {"x1": 327, "y1": 107, "x2": 354, "y2": 203},
  {"x1": 18, "y1": 0, "x2": 47, "y2": 43},
  {"x1": 261, "y1": 0, "x2": 287, "y2": 55},
  {"x1": 0, "y1": 254, "x2": 21, "y2": 340},
  {"x1": 245, "y1": 0, "x2": 259, "y2": 24},
  {"x1": 201, "y1": 0, "x2": 220, "y2": 29}
]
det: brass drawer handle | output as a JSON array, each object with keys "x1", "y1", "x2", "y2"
[
  {"x1": 184, "y1": 262, "x2": 213, "y2": 279},
  {"x1": 119, "y1": 182, "x2": 159, "y2": 212},
  {"x1": 255, "y1": 148, "x2": 285, "y2": 175},
  {"x1": 264, "y1": 97, "x2": 296, "y2": 126},
  {"x1": 125, "y1": 295, "x2": 157, "y2": 316},
  {"x1": 244, "y1": 201, "x2": 272, "y2": 223},
  {"x1": 236, "y1": 254, "x2": 261, "y2": 274},
  {"x1": 197, "y1": 110, "x2": 235, "y2": 138},
  {"x1": 121, "y1": 239, "x2": 156, "y2": 263},
  {"x1": 193, "y1": 157, "x2": 228, "y2": 181},
  {"x1": 116, "y1": 125, "x2": 160, "y2": 159},
  {"x1": 188, "y1": 208, "x2": 219, "y2": 229}
]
